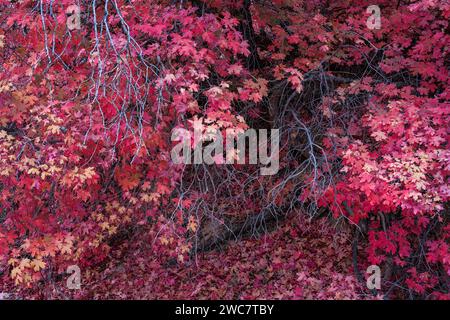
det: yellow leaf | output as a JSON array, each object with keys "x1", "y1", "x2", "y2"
[
  {"x1": 11, "y1": 267, "x2": 21, "y2": 279},
  {"x1": 160, "y1": 236, "x2": 169, "y2": 245},
  {"x1": 84, "y1": 167, "x2": 96, "y2": 179},
  {"x1": 19, "y1": 258, "x2": 31, "y2": 269},
  {"x1": 180, "y1": 244, "x2": 190, "y2": 254},
  {"x1": 48, "y1": 165, "x2": 61, "y2": 174},
  {"x1": 27, "y1": 167, "x2": 40, "y2": 175},
  {"x1": 0, "y1": 168, "x2": 11, "y2": 176},
  {"x1": 187, "y1": 216, "x2": 198, "y2": 232},
  {"x1": 100, "y1": 221, "x2": 110, "y2": 231},
  {"x1": 41, "y1": 171, "x2": 51, "y2": 179},
  {"x1": 149, "y1": 192, "x2": 160, "y2": 203},
  {"x1": 47, "y1": 125, "x2": 60, "y2": 135},
  {"x1": 8, "y1": 258, "x2": 17, "y2": 266},
  {"x1": 60, "y1": 243, "x2": 72, "y2": 255}
]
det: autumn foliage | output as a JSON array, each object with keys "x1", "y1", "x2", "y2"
[{"x1": 0, "y1": 0, "x2": 449, "y2": 299}]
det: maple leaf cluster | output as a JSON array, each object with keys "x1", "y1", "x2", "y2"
[{"x1": 0, "y1": 0, "x2": 448, "y2": 299}]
